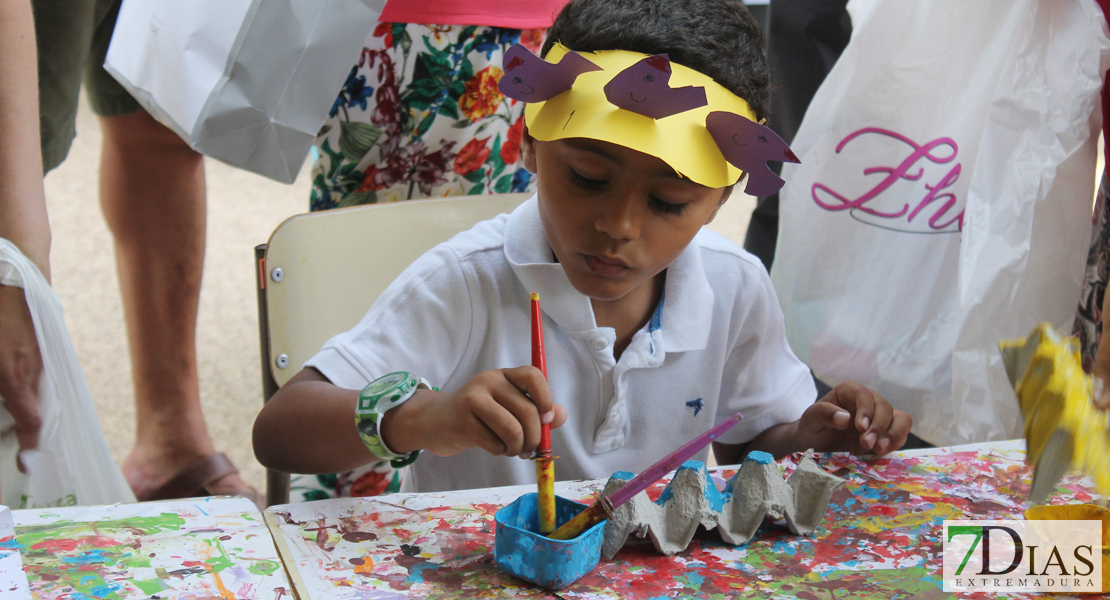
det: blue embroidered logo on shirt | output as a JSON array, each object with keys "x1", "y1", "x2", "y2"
[{"x1": 685, "y1": 398, "x2": 704, "y2": 416}]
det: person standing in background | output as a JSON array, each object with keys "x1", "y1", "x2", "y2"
[
  {"x1": 1071, "y1": 0, "x2": 1110, "y2": 410},
  {"x1": 309, "y1": 13, "x2": 556, "y2": 211},
  {"x1": 0, "y1": 0, "x2": 258, "y2": 504},
  {"x1": 0, "y1": 0, "x2": 51, "y2": 490},
  {"x1": 741, "y1": 0, "x2": 851, "y2": 270}
]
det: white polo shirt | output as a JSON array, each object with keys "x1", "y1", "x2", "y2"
[{"x1": 305, "y1": 196, "x2": 815, "y2": 493}]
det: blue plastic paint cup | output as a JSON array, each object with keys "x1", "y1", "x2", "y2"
[{"x1": 494, "y1": 493, "x2": 606, "y2": 590}]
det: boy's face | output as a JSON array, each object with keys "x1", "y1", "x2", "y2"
[{"x1": 522, "y1": 130, "x2": 731, "y2": 303}]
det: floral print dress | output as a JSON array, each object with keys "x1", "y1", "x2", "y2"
[
  {"x1": 309, "y1": 23, "x2": 542, "y2": 212},
  {"x1": 292, "y1": 23, "x2": 543, "y2": 503}
]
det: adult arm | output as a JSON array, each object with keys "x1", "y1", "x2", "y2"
[
  {"x1": 0, "y1": 0, "x2": 50, "y2": 457},
  {"x1": 0, "y1": 0, "x2": 50, "y2": 274}
]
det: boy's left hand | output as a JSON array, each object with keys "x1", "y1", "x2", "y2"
[{"x1": 798, "y1": 382, "x2": 912, "y2": 455}]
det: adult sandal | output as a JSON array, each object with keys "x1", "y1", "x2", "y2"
[{"x1": 142, "y1": 452, "x2": 260, "y2": 506}]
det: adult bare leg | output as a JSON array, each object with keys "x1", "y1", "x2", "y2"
[{"x1": 98, "y1": 110, "x2": 254, "y2": 502}]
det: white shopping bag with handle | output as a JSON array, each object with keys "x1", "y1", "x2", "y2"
[
  {"x1": 104, "y1": 0, "x2": 384, "y2": 183},
  {"x1": 0, "y1": 239, "x2": 135, "y2": 508},
  {"x1": 772, "y1": 0, "x2": 1110, "y2": 446}
]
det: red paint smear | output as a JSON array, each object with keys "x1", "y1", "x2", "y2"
[
  {"x1": 870, "y1": 505, "x2": 897, "y2": 517},
  {"x1": 471, "y1": 502, "x2": 501, "y2": 516},
  {"x1": 506, "y1": 56, "x2": 525, "y2": 71},
  {"x1": 30, "y1": 535, "x2": 127, "y2": 553},
  {"x1": 31, "y1": 538, "x2": 80, "y2": 552}
]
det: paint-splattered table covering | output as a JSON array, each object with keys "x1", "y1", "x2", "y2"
[
  {"x1": 266, "y1": 440, "x2": 1105, "y2": 600},
  {"x1": 9, "y1": 496, "x2": 291, "y2": 599}
]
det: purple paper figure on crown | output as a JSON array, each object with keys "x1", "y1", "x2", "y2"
[
  {"x1": 499, "y1": 44, "x2": 601, "y2": 102},
  {"x1": 603, "y1": 54, "x2": 708, "y2": 119},
  {"x1": 706, "y1": 111, "x2": 800, "y2": 197}
]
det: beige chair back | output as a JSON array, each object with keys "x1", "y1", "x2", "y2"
[{"x1": 263, "y1": 193, "x2": 531, "y2": 387}]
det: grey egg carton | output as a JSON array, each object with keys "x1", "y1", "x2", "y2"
[{"x1": 600, "y1": 450, "x2": 845, "y2": 557}]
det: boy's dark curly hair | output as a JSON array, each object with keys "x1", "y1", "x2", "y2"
[{"x1": 542, "y1": 0, "x2": 770, "y2": 121}]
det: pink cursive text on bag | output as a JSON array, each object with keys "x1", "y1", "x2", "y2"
[{"x1": 812, "y1": 127, "x2": 964, "y2": 233}]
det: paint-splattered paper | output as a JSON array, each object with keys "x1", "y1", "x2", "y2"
[
  {"x1": 0, "y1": 505, "x2": 31, "y2": 598},
  {"x1": 267, "y1": 441, "x2": 1106, "y2": 599},
  {"x1": 9, "y1": 496, "x2": 291, "y2": 599}
]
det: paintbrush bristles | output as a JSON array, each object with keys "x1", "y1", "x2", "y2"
[
  {"x1": 548, "y1": 496, "x2": 613, "y2": 540},
  {"x1": 535, "y1": 457, "x2": 557, "y2": 534}
]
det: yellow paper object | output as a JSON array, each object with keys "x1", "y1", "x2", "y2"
[
  {"x1": 524, "y1": 44, "x2": 757, "y2": 189},
  {"x1": 999, "y1": 323, "x2": 1110, "y2": 503},
  {"x1": 1026, "y1": 504, "x2": 1110, "y2": 545}
]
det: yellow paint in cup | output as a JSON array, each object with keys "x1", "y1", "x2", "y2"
[{"x1": 1025, "y1": 504, "x2": 1109, "y2": 593}]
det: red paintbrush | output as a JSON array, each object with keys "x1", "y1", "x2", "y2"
[{"x1": 531, "y1": 292, "x2": 556, "y2": 534}]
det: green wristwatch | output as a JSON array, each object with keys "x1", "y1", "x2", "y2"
[{"x1": 355, "y1": 371, "x2": 434, "y2": 468}]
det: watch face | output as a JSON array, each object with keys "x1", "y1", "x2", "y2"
[{"x1": 362, "y1": 372, "x2": 409, "y2": 402}]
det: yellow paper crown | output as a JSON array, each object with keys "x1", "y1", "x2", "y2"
[{"x1": 499, "y1": 43, "x2": 795, "y2": 192}]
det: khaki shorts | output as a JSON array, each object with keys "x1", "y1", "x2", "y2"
[{"x1": 33, "y1": 0, "x2": 141, "y2": 173}]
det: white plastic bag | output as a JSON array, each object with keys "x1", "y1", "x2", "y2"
[
  {"x1": 772, "y1": 0, "x2": 1110, "y2": 446},
  {"x1": 104, "y1": 0, "x2": 384, "y2": 183},
  {"x1": 0, "y1": 239, "x2": 135, "y2": 507}
]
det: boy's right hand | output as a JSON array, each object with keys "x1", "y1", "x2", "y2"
[{"x1": 380, "y1": 366, "x2": 567, "y2": 459}]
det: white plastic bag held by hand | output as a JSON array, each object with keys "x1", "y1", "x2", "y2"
[
  {"x1": 0, "y1": 239, "x2": 134, "y2": 507},
  {"x1": 772, "y1": 0, "x2": 1110, "y2": 446}
]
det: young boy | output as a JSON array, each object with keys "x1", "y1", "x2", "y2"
[{"x1": 253, "y1": 0, "x2": 912, "y2": 494}]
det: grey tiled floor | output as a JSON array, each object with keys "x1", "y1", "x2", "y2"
[{"x1": 45, "y1": 96, "x2": 755, "y2": 494}]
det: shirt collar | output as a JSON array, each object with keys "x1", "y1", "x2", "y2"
[
  {"x1": 504, "y1": 196, "x2": 597, "y2": 333},
  {"x1": 504, "y1": 195, "x2": 714, "y2": 352}
]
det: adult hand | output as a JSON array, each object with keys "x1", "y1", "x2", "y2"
[
  {"x1": 0, "y1": 283, "x2": 43, "y2": 465},
  {"x1": 382, "y1": 366, "x2": 568, "y2": 459},
  {"x1": 798, "y1": 381, "x2": 912, "y2": 456}
]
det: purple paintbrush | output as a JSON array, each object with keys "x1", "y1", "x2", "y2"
[{"x1": 547, "y1": 412, "x2": 743, "y2": 540}]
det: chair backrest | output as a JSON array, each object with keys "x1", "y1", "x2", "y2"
[{"x1": 263, "y1": 193, "x2": 531, "y2": 388}]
